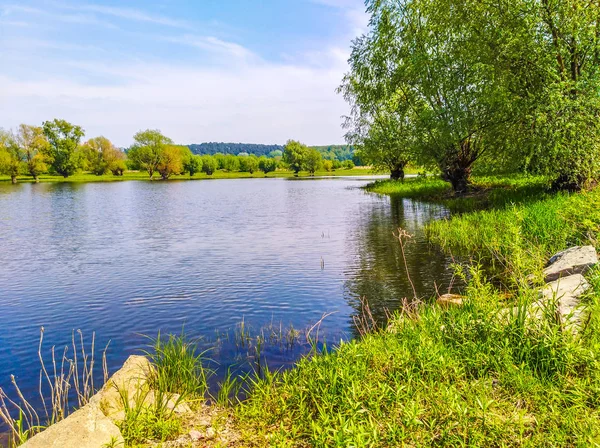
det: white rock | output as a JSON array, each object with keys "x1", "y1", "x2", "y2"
[
  {"x1": 19, "y1": 403, "x2": 123, "y2": 448},
  {"x1": 544, "y1": 246, "x2": 597, "y2": 282},
  {"x1": 540, "y1": 274, "x2": 590, "y2": 323},
  {"x1": 89, "y1": 355, "x2": 152, "y2": 421}
]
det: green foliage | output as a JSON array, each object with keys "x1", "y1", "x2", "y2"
[
  {"x1": 128, "y1": 129, "x2": 173, "y2": 180},
  {"x1": 157, "y1": 145, "x2": 184, "y2": 180},
  {"x1": 42, "y1": 119, "x2": 84, "y2": 178},
  {"x1": 221, "y1": 154, "x2": 240, "y2": 172},
  {"x1": 303, "y1": 148, "x2": 322, "y2": 175},
  {"x1": 201, "y1": 155, "x2": 218, "y2": 175},
  {"x1": 237, "y1": 265, "x2": 600, "y2": 446},
  {"x1": 82, "y1": 136, "x2": 124, "y2": 176},
  {"x1": 15, "y1": 124, "x2": 50, "y2": 182},
  {"x1": 283, "y1": 140, "x2": 308, "y2": 174},
  {"x1": 323, "y1": 160, "x2": 333, "y2": 172},
  {"x1": 344, "y1": 98, "x2": 416, "y2": 180},
  {"x1": 0, "y1": 130, "x2": 21, "y2": 183},
  {"x1": 183, "y1": 154, "x2": 203, "y2": 178},
  {"x1": 258, "y1": 156, "x2": 278, "y2": 174},
  {"x1": 341, "y1": 0, "x2": 600, "y2": 191},
  {"x1": 144, "y1": 332, "x2": 211, "y2": 399},
  {"x1": 238, "y1": 154, "x2": 259, "y2": 174}
]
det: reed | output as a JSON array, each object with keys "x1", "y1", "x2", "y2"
[
  {"x1": 142, "y1": 331, "x2": 212, "y2": 401},
  {"x1": 0, "y1": 328, "x2": 109, "y2": 447}
]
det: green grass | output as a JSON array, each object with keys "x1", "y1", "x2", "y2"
[
  {"x1": 143, "y1": 331, "x2": 212, "y2": 401},
  {"x1": 366, "y1": 175, "x2": 552, "y2": 213},
  {"x1": 426, "y1": 188, "x2": 600, "y2": 283},
  {"x1": 0, "y1": 167, "x2": 380, "y2": 184},
  {"x1": 233, "y1": 266, "x2": 600, "y2": 446}
]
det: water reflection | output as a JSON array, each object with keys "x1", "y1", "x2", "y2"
[{"x1": 344, "y1": 195, "x2": 455, "y2": 332}]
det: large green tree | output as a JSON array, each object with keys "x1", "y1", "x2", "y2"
[
  {"x1": 15, "y1": 124, "x2": 51, "y2": 182},
  {"x1": 0, "y1": 130, "x2": 21, "y2": 184},
  {"x1": 42, "y1": 119, "x2": 85, "y2": 178},
  {"x1": 304, "y1": 148, "x2": 323, "y2": 175},
  {"x1": 519, "y1": 0, "x2": 600, "y2": 190},
  {"x1": 128, "y1": 129, "x2": 173, "y2": 180},
  {"x1": 258, "y1": 156, "x2": 278, "y2": 175},
  {"x1": 342, "y1": 0, "x2": 600, "y2": 191},
  {"x1": 345, "y1": 97, "x2": 417, "y2": 180},
  {"x1": 283, "y1": 140, "x2": 308, "y2": 175},
  {"x1": 340, "y1": 0, "x2": 529, "y2": 192},
  {"x1": 82, "y1": 136, "x2": 124, "y2": 176}
]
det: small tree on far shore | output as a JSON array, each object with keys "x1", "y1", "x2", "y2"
[
  {"x1": 42, "y1": 119, "x2": 85, "y2": 178},
  {"x1": 184, "y1": 154, "x2": 203, "y2": 178},
  {"x1": 15, "y1": 124, "x2": 50, "y2": 182},
  {"x1": 201, "y1": 155, "x2": 218, "y2": 175},
  {"x1": 304, "y1": 149, "x2": 322, "y2": 176},
  {"x1": 258, "y1": 156, "x2": 278, "y2": 175},
  {"x1": 128, "y1": 129, "x2": 173, "y2": 180},
  {"x1": 283, "y1": 140, "x2": 308, "y2": 175}
]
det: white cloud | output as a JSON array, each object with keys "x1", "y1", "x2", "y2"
[
  {"x1": 0, "y1": 58, "x2": 350, "y2": 146},
  {"x1": 0, "y1": 4, "x2": 118, "y2": 28},
  {"x1": 162, "y1": 35, "x2": 256, "y2": 60},
  {"x1": 310, "y1": 0, "x2": 369, "y2": 35},
  {"x1": 54, "y1": 2, "x2": 192, "y2": 29}
]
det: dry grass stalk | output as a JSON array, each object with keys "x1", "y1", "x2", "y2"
[{"x1": 0, "y1": 328, "x2": 110, "y2": 447}]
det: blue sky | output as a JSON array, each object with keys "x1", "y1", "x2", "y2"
[{"x1": 0, "y1": 0, "x2": 368, "y2": 146}]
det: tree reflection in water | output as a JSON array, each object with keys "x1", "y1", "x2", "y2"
[{"x1": 344, "y1": 195, "x2": 457, "y2": 336}]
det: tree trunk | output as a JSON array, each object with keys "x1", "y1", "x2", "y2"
[
  {"x1": 11, "y1": 175, "x2": 17, "y2": 184},
  {"x1": 442, "y1": 164, "x2": 472, "y2": 194},
  {"x1": 33, "y1": 175, "x2": 39, "y2": 183},
  {"x1": 390, "y1": 167, "x2": 405, "y2": 181}
]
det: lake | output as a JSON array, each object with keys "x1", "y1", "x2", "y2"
[{"x1": 0, "y1": 176, "x2": 454, "y2": 407}]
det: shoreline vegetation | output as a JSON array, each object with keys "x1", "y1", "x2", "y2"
[
  {"x1": 3, "y1": 174, "x2": 600, "y2": 447},
  {"x1": 0, "y1": 167, "x2": 390, "y2": 184}
]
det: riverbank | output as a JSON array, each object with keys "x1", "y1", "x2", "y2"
[
  {"x1": 0, "y1": 167, "x2": 395, "y2": 184},
  {"x1": 4, "y1": 175, "x2": 600, "y2": 447},
  {"x1": 229, "y1": 177, "x2": 600, "y2": 445}
]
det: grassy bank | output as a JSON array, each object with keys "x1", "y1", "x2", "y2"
[
  {"x1": 234, "y1": 267, "x2": 600, "y2": 446},
  {"x1": 227, "y1": 178, "x2": 600, "y2": 446},
  {"x1": 5, "y1": 175, "x2": 600, "y2": 447},
  {"x1": 0, "y1": 167, "x2": 380, "y2": 184}
]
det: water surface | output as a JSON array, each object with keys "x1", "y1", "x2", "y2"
[{"x1": 0, "y1": 177, "x2": 454, "y2": 403}]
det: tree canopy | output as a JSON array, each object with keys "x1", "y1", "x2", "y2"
[
  {"x1": 42, "y1": 119, "x2": 85, "y2": 178},
  {"x1": 340, "y1": 0, "x2": 600, "y2": 191}
]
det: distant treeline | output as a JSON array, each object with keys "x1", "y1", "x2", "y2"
[
  {"x1": 188, "y1": 143, "x2": 283, "y2": 158},
  {"x1": 0, "y1": 122, "x2": 358, "y2": 183},
  {"x1": 188, "y1": 142, "x2": 356, "y2": 162}
]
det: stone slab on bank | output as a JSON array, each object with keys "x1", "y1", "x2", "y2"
[
  {"x1": 543, "y1": 246, "x2": 598, "y2": 282},
  {"x1": 19, "y1": 402, "x2": 123, "y2": 448}
]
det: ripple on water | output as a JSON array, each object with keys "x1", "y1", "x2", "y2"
[{"x1": 0, "y1": 177, "x2": 454, "y2": 415}]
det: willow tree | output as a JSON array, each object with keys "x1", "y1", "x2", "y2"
[
  {"x1": 82, "y1": 136, "x2": 124, "y2": 176},
  {"x1": 42, "y1": 119, "x2": 85, "y2": 178},
  {"x1": 128, "y1": 129, "x2": 173, "y2": 180},
  {"x1": 0, "y1": 130, "x2": 21, "y2": 184},
  {"x1": 343, "y1": 96, "x2": 417, "y2": 180},
  {"x1": 15, "y1": 124, "x2": 51, "y2": 182},
  {"x1": 520, "y1": 0, "x2": 600, "y2": 190},
  {"x1": 341, "y1": 0, "x2": 525, "y2": 192}
]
